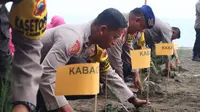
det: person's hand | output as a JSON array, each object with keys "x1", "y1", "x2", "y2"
[
  {"x1": 170, "y1": 62, "x2": 176, "y2": 70},
  {"x1": 133, "y1": 72, "x2": 142, "y2": 90},
  {"x1": 13, "y1": 104, "x2": 29, "y2": 112},
  {"x1": 61, "y1": 104, "x2": 73, "y2": 112},
  {"x1": 176, "y1": 58, "x2": 181, "y2": 64},
  {"x1": 128, "y1": 96, "x2": 151, "y2": 108}
]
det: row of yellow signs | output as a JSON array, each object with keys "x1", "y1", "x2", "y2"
[
  {"x1": 55, "y1": 43, "x2": 178, "y2": 95},
  {"x1": 131, "y1": 43, "x2": 178, "y2": 69}
]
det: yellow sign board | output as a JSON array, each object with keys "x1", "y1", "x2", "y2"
[
  {"x1": 173, "y1": 44, "x2": 178, "y2": 50},
  {"x1": 155, "y1": 43, "x2": 173, "y2": 56},
  {"x1": 55, "y1": 63, "x2": 100, "y2": 96},
  {"x1": 130, "y1": 49, "x2": 151, "y2": 69}
]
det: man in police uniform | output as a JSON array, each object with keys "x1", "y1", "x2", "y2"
[
  {"x1": 39, "y1": 8, "x2": 129, "y2": 112},
  {"x1": 0, "y1": 0, "x2": 47, "y2": 112},
  {"x1": 121, "y1": 18, "x2": 181, "y2": 80},
  {"x1": 107, "y1": 5, "x2": 155, "y2": 90},
  {"x1": 144, "y1": 18, "x2": 181, "y2": 73}
]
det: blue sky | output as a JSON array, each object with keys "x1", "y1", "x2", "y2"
[{"x1": 5, "y1": 0, "x2": 198, "y2": 47}]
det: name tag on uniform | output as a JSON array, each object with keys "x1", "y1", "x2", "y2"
[
  {"x1": 130, "y1": 49, "x2": 151, "y2": 69},
  {"x1": 155, "y1": 43, "x2": 173, "y2": 56},
  {"x1": 55, "y1": 63, "x2": 100, "y2": 96}
]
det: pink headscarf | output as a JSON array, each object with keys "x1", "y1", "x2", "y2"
[{"x1": 46, "y1": 15, "x2": 66, "y2": 29}]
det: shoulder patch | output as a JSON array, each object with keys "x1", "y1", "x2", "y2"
[
  {"x1": 34, "y1": 0, "x2": 46, "y2": 16},
  {"x1": 68, "y1": 40, "x2": 81, "y2": 56}
]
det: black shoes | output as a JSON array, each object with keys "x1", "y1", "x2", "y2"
[{"x1": 192, "y1": 54, "x2": 200, "y2": 62}]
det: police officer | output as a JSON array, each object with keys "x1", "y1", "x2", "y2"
[
  {"x1": 0, "y1": 0, "x2": 47, "y2": 112},
  {"x1": 39, "y1": 8, "x2": 128, "y2": 112},
  {"x1": 107, "y1": 5, "x2": 155, "y2": 89},
  {"x1": 144, "y1": 18, "x2": 181, "y2": 73},
  {"x1": 89, "y1": 5, "x2": 155, "y2": 108}
]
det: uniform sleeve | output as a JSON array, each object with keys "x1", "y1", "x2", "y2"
[
  {"x1": 100, "y1": 67, "x2": 134, "y2": 102},
  {"x1": 107, "y1": 38, "x2": 124, "y2": 78},
  {"x1": 41, "y1": 28, "x2": 82, "y2": 73},
  {"x1": 40, "y1": 28, "x2": 82, "y2": 108},
  {"x1": 160, "y1": 25, "x2": 172, "y2": 43}
]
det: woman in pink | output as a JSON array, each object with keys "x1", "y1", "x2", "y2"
[
  {"x1": 9, "y1": 15, "x2": 66, "y2": 55},
  {"x1": 46, "y1": 15, "x2": 66, "y2": 29}
]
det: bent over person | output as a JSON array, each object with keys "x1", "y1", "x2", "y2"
[{"x1": 39, "y1": 8, "x2": 129, "y2": 112}]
